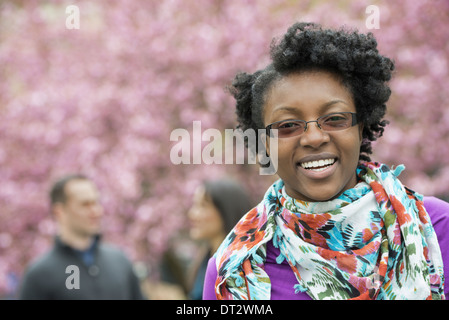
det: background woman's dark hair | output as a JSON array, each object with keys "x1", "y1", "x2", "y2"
[
  {"x1": 228, "y1": 22, "x2": 395, "y2": 162},
  {"x1": 203, "y1": 179, "x2": 253, "y2": 234}
]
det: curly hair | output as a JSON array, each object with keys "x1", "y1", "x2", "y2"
[{"x1": 228, "y1": 22, "x2": 395, "y2": 162}]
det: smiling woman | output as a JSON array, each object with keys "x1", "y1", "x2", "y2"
[
  {"x1": 263, "y1": 71, "x2": 362, "y2": 202},
  {"x1": 202, "y1": 22, "x2": 449, "y2": 300}
]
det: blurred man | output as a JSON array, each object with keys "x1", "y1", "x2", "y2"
[{"x1": 18, "y1": 174, "x2": 145, "y2": 300}]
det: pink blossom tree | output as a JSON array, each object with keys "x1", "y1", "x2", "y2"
[{"x1": 0, "y1": 0, "x2": 447, "y2": 297}]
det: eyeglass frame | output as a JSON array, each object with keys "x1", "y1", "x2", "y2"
[{"x1": 265, "y1": 112, "x2": 359, "y2": 138}]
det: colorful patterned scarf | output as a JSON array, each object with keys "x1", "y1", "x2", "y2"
[{"x1": 214, "y1": 162, "x2": 445, "y2": 300}]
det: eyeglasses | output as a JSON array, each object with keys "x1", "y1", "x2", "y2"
[{"x1": 266, "y1": 112, "x2": 358, "y2": 138}]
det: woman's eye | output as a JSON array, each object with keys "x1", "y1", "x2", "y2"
[
  {"x1": 279, "y1": 122, "x2": 300, "y2": 129},
  {"x1": 322, "y1": 115, "x2": 348, "y2": 125},
  {"x1": 321, "y1": 114, "x2": 350, "y2": 128},
  {"x1": 327, "y1": 116, "x2": 345, "y2": 121}
]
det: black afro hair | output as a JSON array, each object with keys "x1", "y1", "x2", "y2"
[{"x1": 228, "y1": 22, "x2": 395, "y2": 162}]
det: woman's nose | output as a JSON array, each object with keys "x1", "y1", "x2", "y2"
[{"x1": 299, "y1": 122, "x2": 330, "y2": 148}]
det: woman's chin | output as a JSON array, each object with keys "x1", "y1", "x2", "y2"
[{"x1": 284, "y1": 183, "x2": 343, "y2": 202}]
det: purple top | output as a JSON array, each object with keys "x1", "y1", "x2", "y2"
[{"x1": 202, "y1": 196, "x2": 449, "y2": 300}]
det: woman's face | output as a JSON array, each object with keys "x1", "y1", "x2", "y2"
[
  {"x1": 263, "y1": 70, "x2": 363, "y2": 202},
  {"x1": 187, "y1": 186, "x2": 225, "y2": 242}
]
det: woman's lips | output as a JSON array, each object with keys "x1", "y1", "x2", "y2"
[{"x1": 296, "y1": 158, "x2": 338, "y2": 179}]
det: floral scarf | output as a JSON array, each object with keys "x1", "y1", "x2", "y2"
[{"x1": 214, "y1": 162, "x2": 445, "y2": 300}]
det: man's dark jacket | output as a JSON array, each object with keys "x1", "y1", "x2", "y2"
[{"x1": 18, "y1": 235, "x2": 145, "y2": 300}]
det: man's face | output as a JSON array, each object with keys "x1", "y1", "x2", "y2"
[{"x1": 58, "y1": 179, "x2": 104, "y2": 237}]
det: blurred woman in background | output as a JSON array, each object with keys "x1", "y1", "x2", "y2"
[{"x1": 186, "y1": 178, "x2": 253, "y2": 300}]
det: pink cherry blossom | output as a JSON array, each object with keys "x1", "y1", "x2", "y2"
[{"x1": 0, "y1": 0, "x2": 448, "y2": 297}]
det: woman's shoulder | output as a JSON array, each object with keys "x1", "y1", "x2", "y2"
[
  {"x1": 423, "y1": 196, "x2": 449, "y2": 222},
  {"x1": 202, "y1": 256, "x2": 218, "y2": 300},
  {"x1": 423, "y1": 196, "x2": 449, "y2": 235},
  {"x1": 423, "y1": 196, "x2": 449, "y2": 297},
  {"x1": 423, "y1": 196, "x2": 449, "y2": 208}
]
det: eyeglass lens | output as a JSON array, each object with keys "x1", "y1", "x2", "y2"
[{"x1": 269, "y1": 112, "x2": 355, "y2": 138}]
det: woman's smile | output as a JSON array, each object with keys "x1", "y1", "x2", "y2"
[
  {"x1": 296, "y1": 153, "x2": 338, "y2": 180},
  {"x1": 263, "y1": 70, "x2": 363, "y2": 202}
]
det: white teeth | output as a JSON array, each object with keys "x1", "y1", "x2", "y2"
[{"x1": 300, "y1": 158, "x2": 336, "y2": 170}]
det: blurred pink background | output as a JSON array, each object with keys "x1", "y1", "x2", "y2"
[{"x1": 1, "y1": 0, "x2": 448, "y2": 298}]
